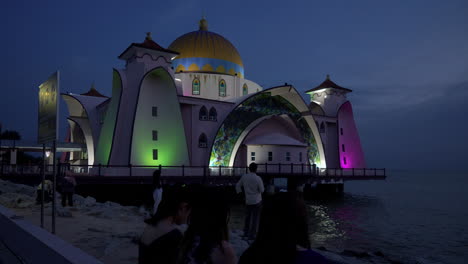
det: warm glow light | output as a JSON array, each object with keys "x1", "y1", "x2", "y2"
[{"x1": 45, "y1": 151, "x2": 51, "y2": 158}]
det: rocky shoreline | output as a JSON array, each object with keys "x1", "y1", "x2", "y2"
[{"x1": 1, "y1": 179, "x2": 404, "y2": 264}]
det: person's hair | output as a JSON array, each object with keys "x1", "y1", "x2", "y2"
[
  {"x1": 249, "y1": 162, "x2": 257, "y2": 173},
  {"x1": 177, "y1": 187, "x2": 230, "y2": 264},
  {"x1": 145, "y1": 187, "x2": 189, "y2": 225},
  {"x1": 240, "y1": 192, "x2": 310, "y2": 264},
  {"x1": 153, "y1": 169, "x2": 161, "y2": 189}
]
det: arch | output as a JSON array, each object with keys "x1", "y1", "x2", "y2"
[
  {"x1": 130, "y1": 66, "x2": 189, "y2": 166},
  {"x1": 219, "y1": 79, "x2": 226, "y2": 97},
  {"x1": 309, "y1": 102, "x2": 325, "y2": 115},
  {"x1": 209, "y1": 107, "x2": 217, "y2": 121},
  {"x1": 192, "y1": 78, "x2": 200, "y2": 95},
  {"x1": 199, "y1": 106, "x2": 208, "y2": 120},
  {"x1": 198, "y1": 133, "x2": 207, "y2": 148},
  {"x1": 242, "y1": 83, "x2": 248, "y2": 96},
  {"x1": 209, "y1": 86, "x2": 326, "y2": 167}
]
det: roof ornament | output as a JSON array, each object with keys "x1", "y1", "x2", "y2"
[
  {"x1": 146, "y1": 32, "x2": 152, "y2": 40},
  {"x1": 199, "y1": 17, "x2": 208, "y2": 31},
  {"x1": 326, "y1": 74, "x2": 330, "y2": 80}
]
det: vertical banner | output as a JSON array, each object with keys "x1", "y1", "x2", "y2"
[{"x1": 38, "y1": 71, "x2": 60, "y2": 144}]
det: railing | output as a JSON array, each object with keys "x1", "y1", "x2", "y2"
[{"x1": 0, "y1": 163, "x2": 386, "y2": 179}]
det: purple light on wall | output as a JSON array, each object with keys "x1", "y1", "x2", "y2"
[{"x1": 337, "y1": 101, "x2": 366, "y2": 168}]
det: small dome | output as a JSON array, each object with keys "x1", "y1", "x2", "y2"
[{"x1": 168, "y1": 18, "x2": 244, "y2": 78}]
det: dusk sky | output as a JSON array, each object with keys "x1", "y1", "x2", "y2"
[{"x1": 1, "y1": 0, "x2": 467, "y2": 170}]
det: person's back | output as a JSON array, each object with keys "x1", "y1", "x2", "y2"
[
  {"x1": 139, "y1": 223, "x2": 183, "y2": 264},
  {"x1": 237, "y1": 172, "x2": 264, "y2": 205}
]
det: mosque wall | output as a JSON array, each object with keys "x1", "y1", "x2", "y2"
[
  {"x1": 246, "y1": 145, "x2": 308, "y2": 166},
  {"x1": 337, "y1": 101, "x2": 366, "y2": 168},
  {"x1": 175, "y1": 72, "x2": 262, "y2": 101}
]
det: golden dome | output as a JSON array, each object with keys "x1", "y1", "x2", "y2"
[{"x1": 168, "y1": 18, "x2": 244, "y2": 77}]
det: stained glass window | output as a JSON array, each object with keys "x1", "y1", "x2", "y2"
[
  {"x1": 219, "y1": 79, "x2": 226, "y2": 97},
  {"x1": 192, "y1": 78, "x2": 200, "y2": 95}
]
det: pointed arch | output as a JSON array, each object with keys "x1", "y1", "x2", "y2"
[
  {"x1": 199, "y1": 106, "x2": 208, "y2": 120},
  {"x1": 209, "y1": 107, "x2": 217, "y2": 121},
  {"x1": 192, "y1": 78, "x2": 200, "y2": 95},
  {"x1": 199, "y1": 133, "x2": 207, "y2": 148},
  {"x1": 219, "y1": 79, "x2": 226, "y2": 97},
  {"x1": 242, "y1": 83, "x2": 248, "y2": 96}
]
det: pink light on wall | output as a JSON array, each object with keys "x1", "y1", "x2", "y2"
[{"x1": 337, "y1": 101, "x2": 366, "y2": 168}]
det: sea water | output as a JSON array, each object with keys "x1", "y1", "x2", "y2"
[{"x1": 307, "y1": 170, "x2": 468, "y2": 264}]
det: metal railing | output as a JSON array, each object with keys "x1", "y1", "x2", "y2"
[{"x1": 0, "y1": 163, "x2": 385, "y2": 179}]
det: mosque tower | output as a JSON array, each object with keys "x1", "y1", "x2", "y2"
[{"x1": 306, "y1": 75, "x2": 366, "y2": 169}]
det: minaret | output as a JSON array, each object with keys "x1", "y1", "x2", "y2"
[
  {"x1": 305, "y1": 74, "x2": 352, "y2": 117},
  {"x1": 306, "y1": 75, "x2": 365, "y2": 169}
]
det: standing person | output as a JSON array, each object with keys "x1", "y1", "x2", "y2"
[
  {"x1": 152, "y1": 169, "x2": 163, "y2": 216},
  {"x1": 139, "y1": 188, "x2": 191, "y2": 264},
  {"x1": 36, "y1": 179, "x2": 52, "y2": 204},
  {"x1": 60, "y1": 176, "x2": 76, "y2": 207},
  {"x1": 236, "y1": 162, "x2": 264, "y2": 241},
  {"x1": 239, "y1": 193, "x2": 329, "y2": 264},
  {"x1": 177, "y1": 188, "x2": 237, "y2": 264}
]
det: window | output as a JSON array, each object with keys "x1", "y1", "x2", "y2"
[
  {"x1": 192, "y1": 78, "x2": 200, "y2": 95},
  {"x1": 199, "y1": 106, "x2": 208, "y2": 120},
  {"x1": 152, "y1": 130, "x2": 158, "y2": 141},
  {"x1": 152, "y1": 107, "x2": 158, "y2": 117},
  {"x1": 342, "y1": 144, "x2": 345, "y2": 152},
  {"x1": 268, "y1": 152, "x2": 273, "y2": 162},
  {"x1": 219, "y1": 79, "x2": 226, "y2": 97},
  {"x1": 153, "y1": 149, "x2": 158, "y2": 160},
  {"x1": 199, "y1": 133, "x2": 207, "y2": 148},
  {"x1": 242, "y1": 83, "x2": 248, "y2": 95},
  {"x1": 209, "y1": 107, "x2": 217, "y2": 121},
  {"x1": 340, "y1": 128, "x2": 343, "y2": 135},
  {"x1": 286, "y1": 152, "x2": 291, "y2": 162},
  {"x1": 299, "y1": 152, "x2": 302, "y2": 162},
  {"x1": 343, "y1": 157, "x2": 347, "y2": 165},
  {"x1": 251, "y1": 152, "x2": 256, "y2": 161}
]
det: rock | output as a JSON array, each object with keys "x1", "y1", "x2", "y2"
[
  {"x1": 341, "y1": 249, "x2": 371, "y2": 258},
  {"x1": 57, "y1": 207, "x2": 73, "y2": 218},
  {"x1": 103, "y1": 201, "x2": 120, "y2": 208},
  {"x1": 317, "y1": 246, "x2": 328, "y2": 251},
  {"x1": 84, "y1": 196, "x2": 96, "y2": 207},
  {"x1": 0, "y1": 193, "x2": 35, "y2": 208}
]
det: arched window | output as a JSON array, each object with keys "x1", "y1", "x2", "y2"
[
  {"x1": 319, "y1": 122, "x2": 325, "y2": 133},
  {"x1": 219, "y1": 79, "x2": 226, "y2": 97},
  {"x1": 242, "y1": 83, "x2": 248, "y2": 95},
  {"x1": 192, "y1": 78, "x2": 200, "y2": 95},
  {"x1": 199, "y1": 106, "x2": 208, "y2": 120},
  {"x1": 209, "y1": 107, "x2": 217, "y2": 121},
  {"x1": 198, "y1": 133, "x2": 207, "y2": 148}
]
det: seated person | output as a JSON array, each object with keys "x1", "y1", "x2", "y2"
[
  {"x1": 239, "y1": 192, "x2": 329, "y2": 264},
  {"x1": 139, "y1": 189, "x2": 191, "y2": 264}
]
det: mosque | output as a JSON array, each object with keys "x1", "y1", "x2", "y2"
[{"x1": 61, "y1": 18, "x2": 366, "y2": 175}]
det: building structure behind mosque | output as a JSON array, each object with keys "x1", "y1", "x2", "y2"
[{"x1": 62, "y1": 18, "x2": 366, "y2": 175}]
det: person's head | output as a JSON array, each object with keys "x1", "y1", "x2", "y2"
[
  {"x1": 249, "y1": 162, "x2": 258, "y2": 173},
  {"x1": 247, "y1": 193, "x2": 310, "y2": 263},
  {"x1": 177, "y1": 187, "x2": 230, "y2": 263},
  {"x1": 145, "y1": 188, "x2": 191, "y2": 226}
]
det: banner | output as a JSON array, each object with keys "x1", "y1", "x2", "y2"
[{"x1": 38, "y1": 71, "x2": 59, "y2": 144}]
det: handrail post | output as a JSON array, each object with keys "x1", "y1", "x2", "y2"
[
  {"x1": 290, "y1": 163, "x2": 293, "y2": 174},
  {"x1": 219, "y1": 165, "x2": 222, "y2": 177},
  {"x1": 265, "y1": 163, "x2": 268, "y2": 174},
  {"x1": 374, "y1": 168, "x2": 376, "y2": 177},
  {"x1": 182, "y1": 164, "x2": 185, "y2": 177},
  {"x1": 129, "y1": 164, "x2": 132, "y2": 177},
  {"x1": 203, "y1": 165, "x2": 207, "y2": 184},
  {"x1": 98, "y1": 163, "x2": 102, "y2": 177},
  {"x1": 352, "y1": 167, "x2": 354, "y2": 177},
  {"x1": 279, "y1": 163, "x2": 281, "y2": 174},
  {"x1": 301, "y1": 163, "x2": 304, "y2": 175}
]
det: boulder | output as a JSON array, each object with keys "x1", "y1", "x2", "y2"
[
  {"x1": 57, "y1": 207, "x2": 73, "y2": 217},
  {"x1": 84, "y1": 196, "x2": 96, "y2": 207}
]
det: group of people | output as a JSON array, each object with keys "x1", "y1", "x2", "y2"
[
  {"x1": 35, "y1": 175, "x2": 76, "y2": 207},
  {"x1": 140, "y1": 163, "x2": 328, "y2": 264}
]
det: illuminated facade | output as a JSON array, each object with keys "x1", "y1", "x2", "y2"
[{"x1": 62, "y1": 18, "x2": 366, "y2": 174}]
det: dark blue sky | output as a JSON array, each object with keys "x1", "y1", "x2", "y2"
[{"x1": 1, "y1": 0, "x2": 467, "y2": 170}]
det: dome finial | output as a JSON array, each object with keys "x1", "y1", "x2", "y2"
[
  {"x1": 199, "y1": 17, "x2": 208, "y2": 31},
  {"x1": 146, "y1": 32, "x2": 152, "y2": 40},
  {"x1": 326, "y1": 74, "x2": 330, "y2": 80}
]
